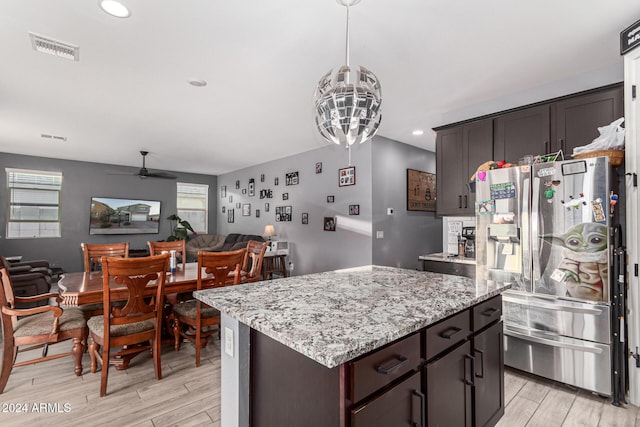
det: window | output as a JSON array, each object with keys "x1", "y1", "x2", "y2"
[
  {"x1": 6, "y1": 168, "x2": 62, "y2": 239},
  {"x1": 176, "y1": 182, "x2": 208, "y2": 234}
]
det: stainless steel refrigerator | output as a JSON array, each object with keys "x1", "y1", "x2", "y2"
[{"x1": 475, "y1": 156, "x2": 625, "y2": 398}]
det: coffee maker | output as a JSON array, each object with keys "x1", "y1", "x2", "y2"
[{"x1": 462, "y1": 227, "x2": 475, "y2": 259}]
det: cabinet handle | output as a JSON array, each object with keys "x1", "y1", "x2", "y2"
[
  {"x1": 376, "y1": 355, "x2": 408, "y2": 375},
  {"x1": 481, "y1": 307, "x2": 499, "y2": 317},
  {"x1": 439, "y1": 326, "x2": 463, "y2": 339},
  {"x1": 458, "y1": 195, "x2": 462, "y2": 209},
  {"x1": 411, "y1": 390, "x2": 425, "y2": 427},
  {"x1": 544, "y1": 141, "x2": 549, "y2": 153},
  {"x1": 463, "y1": 354, "x2": 475, "y2": 386},
  {"x1": 474, "y1": 349, "x2": 485, "y2": 378},
  {"x1": 560, "y1": 138, "x2": 565, "y2": 153},
  {"x1": 463, "y1": 195, "x2": 468, "y2": 209}
]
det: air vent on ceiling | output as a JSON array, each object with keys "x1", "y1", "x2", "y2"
[
  {"x1": 29, "y1": 32, "x2": 79, "y2": 61},
  {"x1": 41, "y1": 134, "x2": 68, "y2": 142}
]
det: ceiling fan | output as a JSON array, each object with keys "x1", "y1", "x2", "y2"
[{"x1": 109, "y1": 151, "x2": 177, "y2": 180}]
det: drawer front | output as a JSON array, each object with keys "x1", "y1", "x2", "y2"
[
  {"x1": 351, "y1": 371, "x2": 423, "y2": 427},
  {"x1": 425, "y1": 309, "x2": 471, "y2": 360},
  {"x1": 350, "y1": 332, "x2": 421, "y2": 404},
  {"x1": 472, "y1": 295, "x2": 502, "y2": 331}
]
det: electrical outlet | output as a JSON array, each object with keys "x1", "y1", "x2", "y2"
[
  {"x1": 224, "y1": 327, "x2": 234, "y2": 357},
  {"x1": 376, "y1": 231, "x2": 384, "y2": 239}
]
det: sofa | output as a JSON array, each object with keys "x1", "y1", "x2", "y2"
[
  {"x1": 185, "y1": 234, "x2": 226, "y2": 261},
  {"x1": 185, "y1": 233, "x2": 265, "y2": 261}
]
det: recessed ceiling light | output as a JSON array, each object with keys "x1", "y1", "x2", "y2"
[
  {"x1": 412, "y1": 129, "x2": 424, "y2": 136},
  {"x1": 188, "y1": 79, "x2": 207, "y2": 87},
  {"x1": 98, "y1": 0, "x2": 131, "y2": 18}
]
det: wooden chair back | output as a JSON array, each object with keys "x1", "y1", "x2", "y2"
[
  {"x1": 82, "y1": 242, "x2": 130, "y2": 272},
  {"x1": 197, "y1": 249, "x2": 246, "y2": 290},
  {"x1": 242, "y1": 241, "x2": 269, "y2": 283},
  {"x1": 101, "y1": 254, "x2": 170, "y2": 344},
  {"x1": 147, "y1": 240, "x2": 186, "y2": 270}
]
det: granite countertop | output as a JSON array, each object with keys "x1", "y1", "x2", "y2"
[
  {"x1": 419, "y1": 252, "x2": 477, "y2": 265},
  {"x1": 194, "y1": 265, "x2": 510, "y2": 368}
]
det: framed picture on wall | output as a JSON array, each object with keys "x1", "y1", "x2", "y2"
[
  {"x1": 324, "y1": 216, "x2": 336, "y2": 231},
  {"x1": 265, "y1": 202, "x2": 270, "y2": 212},
  {"x1": 222, "y1": 206, "x2": 226, "y2": 213},
  {"x1": 260, "y1": 174, "x2": 265, "y2": 182},
  {"x1": 407, "y1": 169, "x2": 436, "y2": 212},
  {"x1": 220, "y1": 185, "x2": 227, "y2": 198},
  {"x1": 249, "y1": 178, "x2": 255, "y2": 196},
  {"x1": 327, "y1": 195, "x2": 334, "y2": 203},
  {"x1": 285, "y1": 171, "x2": 299, "y2": 185},
  {"x1": 242, "y1": 203, "x2": 251, "y2": 216},
  {"x1": 283, "y1": 193, "x2": 289, "y2": 200},
  {"x1": 316, "y1": 162, "x2": 322, "y2": 174},
  {"x1": 302, "y1": 212, "x2": 308, "y2": 224},
  {"x1": 338, "y1": 166, "x2": 355, "y2": 187},
  {"x1": 256, "y1": 209, "x2": 260, "y2": 218},
  {"x1": 228, "y1": 209, "x2": 234, "y2": 223},
  {"x1": 235, "y1": 180, "x2": 240, "y2": 189},
  {"x1": 349, "y1": 204, "x2": 360, "y2": 215}
]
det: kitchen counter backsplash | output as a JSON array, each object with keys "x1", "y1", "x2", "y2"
[{"x1": 195, "y1": 265, "x2": 508, "y2": 368}]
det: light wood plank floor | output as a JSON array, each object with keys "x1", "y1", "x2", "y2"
[{"x1": 0, "y1": 337, "x2": 639, "y2": 426}]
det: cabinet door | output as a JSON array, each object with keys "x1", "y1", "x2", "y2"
[
  {"x1": 553, "y1": 85, "x2": 624, "y2": 155},
  {"x1": 463, "y1": 119, "x2": 493, "y2": 215},
  {"x1": 494, "y1": 104, "x2": 550, "y2": 162},
  {"x1": 351, "y1": 371, "x2": 424, "y2": 427},
  {"x1": 426, "y1": 341, "x2": 473, "y2": 427},
  {"x1": 474, "y1": 321, "x2": 504, "y2": 427},
  {"x1": 436, "y1": 126, "x2": 464, "y2": 216}
]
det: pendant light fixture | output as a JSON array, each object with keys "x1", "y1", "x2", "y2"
[{"x1": 314, "y1": 0, "x2": 382, "y2": 163}]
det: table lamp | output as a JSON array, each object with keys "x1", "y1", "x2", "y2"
[{"x1": 263, "y1": 225, "x2": 276, "y2": 241}]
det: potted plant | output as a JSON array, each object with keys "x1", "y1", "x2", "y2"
[{"x1": 166, "y1": 214, "x2": 195, "y2": 241}]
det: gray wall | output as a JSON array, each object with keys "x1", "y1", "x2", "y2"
[
  {"x1": 372, "y1": 137, "x2": 442, "y2": 270},
  {"x1": 217, "y1": 143, "x2": 373, "y2": 276},
  {"x1": 0, "y1": 152, "x2": 217, "y2": 272}
]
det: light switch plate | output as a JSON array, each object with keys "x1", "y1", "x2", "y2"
[
  {"x1": 224, "y1": 327, "x2": 234, "y2": 357},
  {"x1": 376, "y1": 231, "x2": 384, "y2": 239}
]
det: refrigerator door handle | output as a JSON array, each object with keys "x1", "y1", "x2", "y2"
[
  {"x1": 503, "y1": 295, "x2": 604, "y2": 315},
  {"x1": 504, "y1": 328, "x2": 604, "y2": 354}
]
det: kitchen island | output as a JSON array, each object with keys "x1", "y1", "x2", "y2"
[{"x1": 195, "y1": 265, "x2": 511, "y2": 427}]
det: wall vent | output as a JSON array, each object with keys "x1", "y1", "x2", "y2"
[
  {"x1": 29, "y1": 32, "x2": 79, "y2": 61},
  {"x1": 41, "y1": 134, "x2": 68, "y2": 142}
]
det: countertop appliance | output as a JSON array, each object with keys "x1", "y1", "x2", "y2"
[
  {"x1": 475, "y1": 156, "x2": 626, "y2": 402},
  {"x1": 462, "y1": 226, "x2": 475, "y2": 259}
]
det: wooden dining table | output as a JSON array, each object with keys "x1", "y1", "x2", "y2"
[{"x1": 58, "y1": 262, "x2": 200, "y2": 306}]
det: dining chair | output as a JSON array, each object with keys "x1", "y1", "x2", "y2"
[
  {"x1": 147, "y1": 240, "x2": 186, "y2": 271},
  {"x1": 0, "y1": 268, "x2": 88, "y2": 394},
  {"x1": 173, "y1": 248, "x2": 246, "y2": 367},
  {"x1": 87, "y1": 254, "x2": 170, "y2": 397},
  {"x1": 81, "y1": 242, "x2": 130, "y2": 272},
  {"x1": 241, "y1": 240, "x2": 269, "y2": 283}
]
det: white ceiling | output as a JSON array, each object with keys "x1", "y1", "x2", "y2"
[{"x1": 1, "y1": 1, "x2": 639, "y2": 176}]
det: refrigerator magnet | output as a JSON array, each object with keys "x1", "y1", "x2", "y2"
[
  {"x1": 475, "y1": 200, "x2": 495, "y2": 215},
  {"x1": 592, "y1": 199, "x2": 606, "y2": 222},
  {"x1": 561, "y1": 160, "x2": 587, "y2": 176},
  {"x1": 537, "y1": 167, "x2": 555, "y2": 177}
]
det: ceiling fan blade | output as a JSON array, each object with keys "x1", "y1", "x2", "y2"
[{"x1": 144, "y1": 171, "x2": 177, "y2": 179}]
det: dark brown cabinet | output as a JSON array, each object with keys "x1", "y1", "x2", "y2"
[
  {"x1": 250, "y1": 295, "x2": 504, "y2": 427},
  {"x1": 426, "y1": 341, "x2": 473, "y2": 427},
  {"x1": 351, "y1": 371, "x2": 423, "y2": 427},
  {"x1": 438, "y1": 84, "x2": 624, "y2": 208},
  {"x1": 473, "y1": 321, "x2": 504, "y2": 427},
  {"x1": 494, "y1": 104, "x2": 550, "y2": 163},
  {"x1": 424, "y1": 296, "x2": 504, "y2": 427},
  {"x1": 552, "y1": 85, "x2": 624, "y2": 155},
  {"x1": 436, "y1": 119, "x2": 493, "y2": 216}
]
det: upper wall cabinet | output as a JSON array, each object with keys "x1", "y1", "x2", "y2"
[
  {"x1": 494, "y1": 104, "x2": 550, "y2": 163},
  {"x1": 552, "y1": 85, "x2": 624, "y2": 156},
  {"x1": 436, "y1": 119, "x2": 493, "y2": 216},
  {"x1": 436, "y1": 83, "x2": 623, "y2": 217}
]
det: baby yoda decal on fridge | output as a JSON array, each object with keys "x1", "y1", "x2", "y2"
[{"x1": 542, "y1": 222, "x2": 608, "y2": 301}]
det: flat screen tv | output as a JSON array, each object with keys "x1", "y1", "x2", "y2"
[{"x1": 89, "y1": 197, "x2": 161, "y2": 235}]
